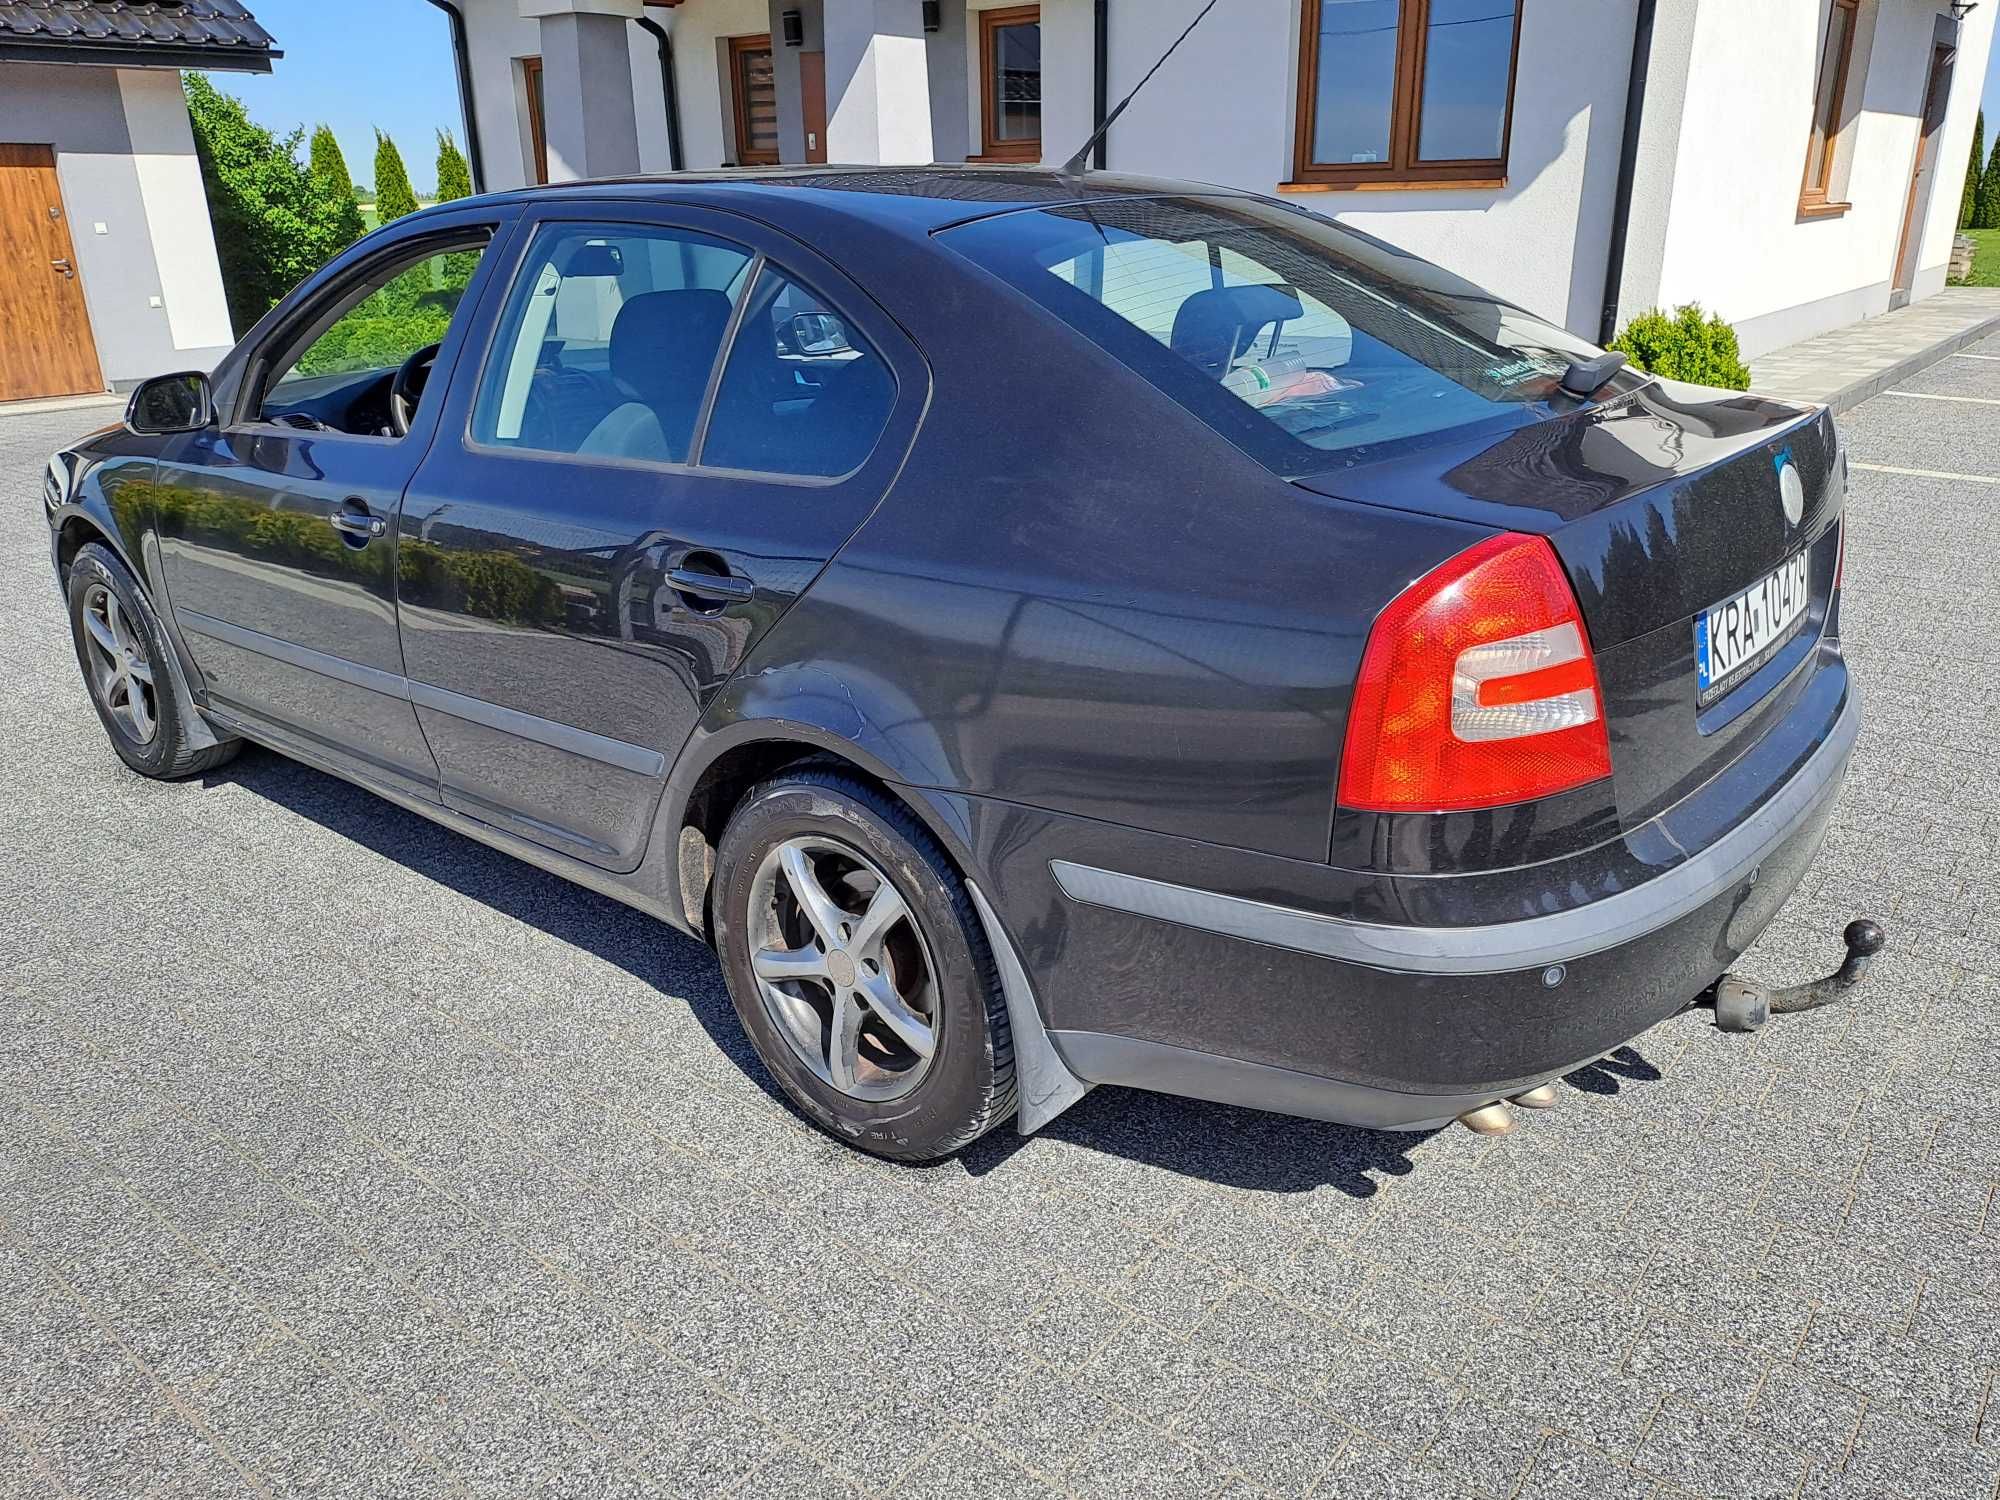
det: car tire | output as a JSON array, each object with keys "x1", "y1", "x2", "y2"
[
  {"x1": 713, "y1": 767, "x2": 1016, "y2": 1162},
  {"x1": 65, "y1": 542, "x2": 240, "y2": 781}
]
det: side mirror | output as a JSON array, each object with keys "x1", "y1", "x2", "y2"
[
  {"x1": 789, "y1": 311, "x2": 850, "y2": 354},
  {"x1": 126, "y1": 371, "x2": 215, "y2": 436}
]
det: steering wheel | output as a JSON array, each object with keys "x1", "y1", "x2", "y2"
[{"x1": 389, "y1": 342, "x2": 442, "y2": 437}]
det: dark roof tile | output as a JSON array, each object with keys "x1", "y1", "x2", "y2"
[{"x1": 0, "y1": 1, "x2": 278, "y2": 67}]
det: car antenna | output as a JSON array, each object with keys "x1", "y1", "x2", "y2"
[{"x1": 1060, "y1": 0, "x2": 1223, "y2": 176}]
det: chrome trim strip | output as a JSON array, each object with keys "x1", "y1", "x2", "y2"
[
  {"x1": 178, "y1": 609, "x2": 667, "y2": 779},
  {"x1": 408, "y1": 680, "x2": 666, "y2": 778},
  {"x1": 179, "y1": 609, "x2": 409, "y2": 699},
  {"x1": 1051, "y1": 692, "x2": 1858, "y2": 977}
]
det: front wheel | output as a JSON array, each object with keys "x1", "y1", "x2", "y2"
[
  {"x1": 65, "y1": 542, "x2": 239, "y2": 780},
  {"x1": 712, "y1": 768, "x2": 1015, "y2": 1162}
]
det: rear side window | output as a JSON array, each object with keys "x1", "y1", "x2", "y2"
[
  {"x1": 940, "y1": 196, "x2": 1616, "y2": 475},
  {"x1": 471, "y1": 224, "x2": 752, "y2": 464},
  {"x1": 699, "y1": 265, "x2": 896, "y2": 478}
]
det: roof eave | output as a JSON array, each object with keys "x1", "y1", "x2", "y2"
[{"x1": 0, "y1": 40, "x2": 281, "y2": 73}]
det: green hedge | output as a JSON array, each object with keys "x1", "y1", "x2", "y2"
[
  {"x1": 1610, "y1": 304, "x2": 1751, "y2": 391},
  {"x1": 123, "y1": 481, "x2": 563, "y2": 628}
]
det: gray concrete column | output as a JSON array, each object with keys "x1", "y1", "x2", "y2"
[
  {"x1": 522, "y1": 0, "x2": 643, "y2": 181},
  {"x1": 822, "y1": 0, "x2": 933, "y2": 164}
]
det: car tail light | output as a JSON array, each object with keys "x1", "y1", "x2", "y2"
[{"x1": 1338, "y1": 532, "x2": 1612, "y2": 812}]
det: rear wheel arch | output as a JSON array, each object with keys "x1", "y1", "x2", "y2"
[{"x1": 670, "y1": 725, "x2": 976, "y2": 940}]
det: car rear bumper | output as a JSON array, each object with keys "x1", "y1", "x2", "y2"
[{"x1": 987, "y1": 648, "x2": 1856, "y2": 1130}]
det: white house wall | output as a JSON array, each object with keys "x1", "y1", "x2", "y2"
[
  {"x1": 1062, "y1": 0, "x2": 1637, "y2": 337},
  {"x1": 0, "y1": 61, "x2": 232, "y2": 387},
  {"x1": 116, "y1": 68, "x2": 234, "y2": 360},
  {"x1": 1655, "y1": 0, "x2": 1996, "y2": 359},
  {"x1": 458, "y1": 0, "x2": 679, "y2": 189}
]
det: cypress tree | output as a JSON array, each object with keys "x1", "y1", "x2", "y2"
[
  {"x1": 1965, "y1": 110, "x2": 1985, "y2": 231},
  {"x1": 1977, "y1": 134, "x2": 2000, "y2": 231},
  {"x1": 433, "y1": 129, "x2": 479, "y2": 298},
  {"x1": 309, "y1": 124, "x2": 352, "y2": 197},
  {"x1": 435, "y1": 129, "x2": 473, "y2": 203},
  {"x1": 308, "y1": 124, "x2": 366, "y2": 249},
  {"x1": 373, "y1": 130, "x2": 420, "y2": 222}
]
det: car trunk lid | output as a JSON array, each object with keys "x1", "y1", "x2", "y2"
[{"x1": 1300, "y1": 382, "x2": 1847, "y2": 830}]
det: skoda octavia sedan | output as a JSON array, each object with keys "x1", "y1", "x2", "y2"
[{"x1": 45, "y1": 169, "x2": 1854, "y2": 1161}]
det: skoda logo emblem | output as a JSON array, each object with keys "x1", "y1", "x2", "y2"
[{"x1": 1777, "y1": 455, "x2": 1805, "y2": 528}]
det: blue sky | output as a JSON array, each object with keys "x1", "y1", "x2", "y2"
[
  {"x1": 223, "y1": 0, "x2": 461, "y2": 196},
  {"x1": 1987, "y1": 23, "x2": 2000, "y2": 143},
  {"x1": 221, "y1": 0, "x2": 2000, "y2": 195}
]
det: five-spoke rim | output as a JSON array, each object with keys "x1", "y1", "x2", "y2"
[
  {"x1": 81, "y1": 584, "x2": 157, "y2": 746},
  {"x1": 747, "y1": 836, "x2": 939, "y2": 1101}
]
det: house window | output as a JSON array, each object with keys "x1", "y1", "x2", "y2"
[
  {"x1": 978, "y1": 6, "x2": 1041, "y2": 162},
  {"x1": 1291, "y1": 0, "x2": 1522, "y2": 189},
  {"x1": 730, "y1": 35, "x2": 779, "y2": 165},
  {"x1": 522, "y1": 55, "x2": 548, "y2": 185},
  {"x1": 1800, "y1": 0, "x2": 1859, "y2": 215}
]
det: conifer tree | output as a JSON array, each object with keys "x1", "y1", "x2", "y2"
[
  {"x1": 373, "y1": 130, "x2": 420, "y2": 222},
  {"x1": 1963, "y1": 110, "x2": 1985, "y2": 231},
  {"x1": 308, "y1": 124, "x2": 365, "y2": 248},
  {"x1": 435, "y1": 129, "x2": 473, "y2": 203}
]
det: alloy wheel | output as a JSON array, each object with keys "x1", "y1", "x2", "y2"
[
  {"x1": 746, "y1": 835, "x2": 939, "y2": 1101},
  {"x1": 81, "y1": 584, "x2": 158, "y2": 745}
]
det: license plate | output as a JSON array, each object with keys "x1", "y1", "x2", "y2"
[{"x1": 1695, "y1": 552, "x2": 1811, "y2": 705}]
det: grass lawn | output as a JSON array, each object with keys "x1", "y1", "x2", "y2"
[{"x1": 1955, "y1": 228, "x2": 2000, "y2": 287}]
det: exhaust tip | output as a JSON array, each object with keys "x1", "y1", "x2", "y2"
[{"x1": 1456, "y1": 1101, "x2": 1515, "y2": 1135}]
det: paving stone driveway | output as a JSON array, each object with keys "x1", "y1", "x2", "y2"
[{"x1": 3, "y1": 349, "x2": 1999, "y2": 1500}]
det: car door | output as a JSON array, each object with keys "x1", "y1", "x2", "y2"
[
  {"x1": 152, "y1": 209, "x2": 514, "y2": 801},
  {"x1": 395, "y1": 202, "x2": 925, "y2": 870}
]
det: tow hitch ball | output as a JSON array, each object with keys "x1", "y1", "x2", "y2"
[{"x1": 1707, "y1": 919, "x2": 1886, "y2": 1033}]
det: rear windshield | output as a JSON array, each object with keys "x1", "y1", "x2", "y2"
[{"x1": 938, "y1": 195, "x2": 1620, "y2": 478}]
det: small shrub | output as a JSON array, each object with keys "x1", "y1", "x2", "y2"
[{"x1": 1610, "y1": 304, "x2": 1751, "y2": 391}]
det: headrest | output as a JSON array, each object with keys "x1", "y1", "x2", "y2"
[
  {"x1": 1170, "y1": 283, "x2": 1306, "y2": 377},
  {"x1": 608, "y1": 289, "x2": 736, "y2": 404}
]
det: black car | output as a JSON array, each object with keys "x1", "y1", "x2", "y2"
[{"x1": 45, "y1": 169, "x2": 1855, "y2": 1162}]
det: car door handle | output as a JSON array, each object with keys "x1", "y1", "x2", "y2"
[
  {"x1": 330, "y1": 501, "x2": 387, "y2": 541},
  {"x1": 666, "y1": 567, "x2": 754, "y2": 603}
]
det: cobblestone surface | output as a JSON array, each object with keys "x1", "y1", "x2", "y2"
[{"x1": 3, "y1": 355, "x2": 1998, "y2": 1498}]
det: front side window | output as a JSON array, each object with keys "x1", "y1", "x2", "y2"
[
  {"x1": 978, "y1": 6, "x2": 1041, "y2": 161},
  {"x1": 1294, "y1": 0, "x2": 1521, "y2": 188},
  {"x1": 701, "y1": 266, "x2": 896, "y2": 478},
  {"x1": 943, "y1": 195, "x2": 1610, "y2": 476},
  {"x1": 1801, "y1": 0, "x2": 1859, "y2": 213},
  {"x1": 472, "y1": 224, "x2": 753, "y2": 464},
  {"x1": 257, "y1": 237, "x2": 488, "y2": 437}
]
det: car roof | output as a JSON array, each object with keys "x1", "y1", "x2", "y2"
[{"x1": 447, "y1": 165, "x2": 1257, "y2": 237}]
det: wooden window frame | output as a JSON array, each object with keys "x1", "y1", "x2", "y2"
[
  {"x1": 976, "y1": 5, "x2": 1042, "y2": 163},
  {"x1": 1799, "y1": 0, "x2": 1859, "y2": 218},
  {"x1": 729, "y1": 34, "x2": 779, "y2": 166},
  {"x1": 521, "y1": 56, "x2": 549, "y2": 185},
  {"x1": 1288, "y1": 0, "x2": 1523, "y2": 192}
]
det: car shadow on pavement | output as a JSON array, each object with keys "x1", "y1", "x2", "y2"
[
  {"x1": 214, "y1": 747, "x2": 1664, "y2": 1199},
  {"x1": 963, "y1": 1086, "x2": 1438, "y2": 1198}
]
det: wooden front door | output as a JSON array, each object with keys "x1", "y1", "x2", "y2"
[
  {"x1": 0, "y1": 144, "x2": 104, "y2": 402},
  {"x1": 1891, "y1": 44, "x2": 1954, "y2": 307},
  {"x1": 800, "y1": 51, "x2": 828, "y2": 164},
  {"x1": 729, "y1": 35, "x2": 778, "y2": 165}
]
